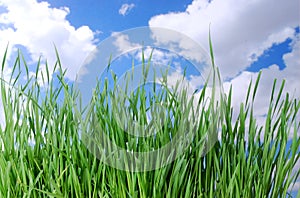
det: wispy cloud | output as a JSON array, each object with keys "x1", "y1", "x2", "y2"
[{"x1": 119, "y1": 3, "x2": 135, "y2": 16}]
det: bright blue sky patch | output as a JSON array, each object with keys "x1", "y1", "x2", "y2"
[
  {"x1": 247, "y1": 37, "x2": 293, "y2": 72},
  {"x1": 37, "y1": 0, "x2": 193, "y2": 39}
]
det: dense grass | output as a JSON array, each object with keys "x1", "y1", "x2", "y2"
[{"x1": 0, "y1": 43, "x2": 299, "y2": 197}]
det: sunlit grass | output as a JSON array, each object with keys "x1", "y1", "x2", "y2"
[{"x1": 0, "y1": 41, "x2": 299, "y2": 197}]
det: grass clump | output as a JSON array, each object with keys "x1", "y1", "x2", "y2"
[{"x1": 0, "y1": 44, "x2": 299, "y2": 198}]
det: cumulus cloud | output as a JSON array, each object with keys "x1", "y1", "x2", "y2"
[
  {"x1": 119, "y1": 3, "x2": 135, "y2": 16},
  {"x1": 149, "y1": 0, "x2": 299, "y2": 79},
  {"x1": 0, "y1": 0, "x2": 97, "y2": 80},
  {"x1": 0, "y1": 0, "x2": 98, "y2": 128}
]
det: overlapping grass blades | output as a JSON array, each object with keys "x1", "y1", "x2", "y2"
[{"x1": 0, "y1": 42, "x2": 299, "y2": 197}]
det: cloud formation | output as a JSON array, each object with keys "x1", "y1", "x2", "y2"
[
  {"x1": 0, "y1": 0, "x2": 97, "y2": 80},
  {"x1": 149, "y1": 0, "x2": 299, "y2": 79},
  {"x1": 0, "y1": 0, "x2": 98, "y2": 127},
  {"x1": 119, "y1": 3, "x2": 135, "y2": 16}
]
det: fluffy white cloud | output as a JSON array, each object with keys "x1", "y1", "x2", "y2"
[
  {"x1": 0, "y1": 0, "x2": 98, "y2": 128},
  {"x1": 119, "y1": 3, "x2": 135, "y2": 16},
  {"x1": 0, "y1": 0, "x2": 97, "y2": 80},
  {"x1": 149, "y1": 0, "x2": 299, "y2": 79}
]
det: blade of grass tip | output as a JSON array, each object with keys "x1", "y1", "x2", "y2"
[
  {"x1": 227, "y1": 84, "x2": 232, "y2": 112},
  {"x1": 35, "y1": 56, "x2": 42, "y2": 80},
  {"x1": 216, "y1": 66, "x2": 225, "y2": 104},
  {"x1": 17, "y1": 49, "x2": 22, "y2": 73},
  {"x1": 141, "y1": 46, "x2": 146, "y2": 83},
  {"x1": 20, "y1": 51, "x2": 29, "y2": 79},
  {"x1": 142, "y1": 46, "x2": 145, "y2": 69},
  {"x1": 270, "y1": 79, "x2": 277, "y2": 105},
  {"x1": 273, "y1": 80, "x2": 286, "y2": 116},
  {"x1": 208, "y1": 25, "x2": 215, "y2": 68},
  {"x1": 144, "y1": 48, "x2": 153, "y2": 81},
  {"x1": 1, "y1": 43, "x2": 9, "y2": 72},
  {"x1": 40, "y1": 70, "x2": 45, "y2": 86},
  {"x1": 53, "y1": 44, "x2": 63, "y2": 71},
  {"x1": 252, "y1": 70, "x2": 261, "y2": 101},
  {"x1": 146, "y1": 47, "x2": 154, "y2": 68},
  {"x1": 9, "y1": 52, "x2": 20, "y2": 85},
  {"x1": 208, "y1": 27, "x2": 218, "y2": 115},
  {"x1": 245, "y1": 78, "x2": 252, "y2": 107},
  {"x1": 106, "y1": 54, "x2": 112, "y2": 73}
]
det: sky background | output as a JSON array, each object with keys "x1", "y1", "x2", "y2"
[{"x1": 0, "y1": 0, "x2": 299, "y2": 195}]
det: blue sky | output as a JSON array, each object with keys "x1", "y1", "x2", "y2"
[
  {"x1": 0, "y1": 0, "x2": 299, "y2": 195},
  {"x1": 41, "y1": 0, "x2": 193, "y2": 36}
]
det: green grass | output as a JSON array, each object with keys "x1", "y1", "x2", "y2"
[{"x1": 0, "y1": 42, "x2": 299, "y2": 197}]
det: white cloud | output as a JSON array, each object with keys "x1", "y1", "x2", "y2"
[
  {"x1": 0, "y1": 0, "x2": 98, "y2": 128},
  {"x1": 119, "y1": 3, "x2": 135, "y2": 16},
  {"x1": 149, "y1": 0, "x2": 300, "y2": 79},
  {"x1": 112, "y1": 32, "x2": 142, "y2": 54},
  {"x1": 0, "y1": 0, "x2": 97, "y2": 80}
]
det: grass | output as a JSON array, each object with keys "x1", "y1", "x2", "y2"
[{"x1": 0, "y1": 41, "x2": 299, "y2": 197}]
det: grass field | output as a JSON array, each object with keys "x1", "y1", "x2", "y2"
[{"x1": 0, "y1": 43, "x2": 299, "y2": 197}]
